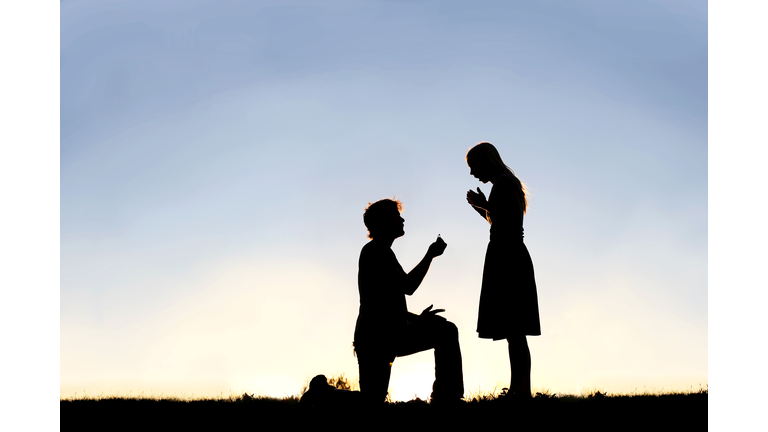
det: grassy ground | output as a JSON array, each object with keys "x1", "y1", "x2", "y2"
[{"x1": 61, "y1": 386, "x2": 707, "y2": 431}]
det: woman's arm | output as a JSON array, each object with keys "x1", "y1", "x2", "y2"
[
  {"x1": 467, "y1": 187, "x2": 492, "y2": 224},
  {"x1": 470, "y1": 204, "x2": 490, "y2": 222}
]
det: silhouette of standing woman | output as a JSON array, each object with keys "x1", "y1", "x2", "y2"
[{"x1": 465, "y1": 142, "x2": 541, "y2": 399}]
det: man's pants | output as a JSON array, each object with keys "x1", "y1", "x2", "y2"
[{"x1": 355, "y1": 315, "x2": 464, "y2": 403}]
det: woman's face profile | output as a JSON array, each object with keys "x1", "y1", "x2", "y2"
[{"x1": 468, "y1": 157, "x2": 492, "y2": 183}]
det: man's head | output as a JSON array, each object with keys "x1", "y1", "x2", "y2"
[{"x1": 363, "y1": 199, "x2": 404, "y2": 240}]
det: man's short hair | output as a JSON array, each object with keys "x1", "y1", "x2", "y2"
[{"x1": 363, "y1": 198, "x2": 403, "y2": 240}]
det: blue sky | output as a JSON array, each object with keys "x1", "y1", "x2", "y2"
[
  {"x1": 11, "y1": 1, "x2": 768, "y2": 429},
  {"x1": 55, "y1": 0, "x2": 712, "y2": 399}
]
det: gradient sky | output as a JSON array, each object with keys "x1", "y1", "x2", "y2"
[{"x1": 59, "y1": 0, "x2": 707, "y2": 400}]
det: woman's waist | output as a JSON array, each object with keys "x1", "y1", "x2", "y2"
[
  {"x1": 490, "y1": 225, "x2": 524, "y2": 236},
  {"x1": 489, "y1": 231, "x2": 525, "y2": 242}
]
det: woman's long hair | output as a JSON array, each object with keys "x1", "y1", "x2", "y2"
[{"x1": 466, "y1": 142, "x2": 529, "y2": 214}]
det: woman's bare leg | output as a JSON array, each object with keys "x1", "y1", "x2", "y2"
[{"x1": 507, "y1": 335, "x2": 532, "y2": 397}]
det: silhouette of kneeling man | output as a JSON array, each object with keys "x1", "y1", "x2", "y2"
[{"x1": 353, "y1": 199, "x2": 464, "y2": 404}]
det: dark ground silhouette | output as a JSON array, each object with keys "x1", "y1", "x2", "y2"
[{"x1": 60, "y1": 389, "x2": 707, "y2": 431}]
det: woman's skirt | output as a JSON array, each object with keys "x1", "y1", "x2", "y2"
[{"x1": 477, "y1": 240, "x2": 541, "y2": 339}]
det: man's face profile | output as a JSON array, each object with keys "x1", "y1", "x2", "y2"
[
  {"x1": 364, "y1": 199, "x2": 405, "y2": 240},
  {"x1": 373, "y1": 207, "x2": 404, "y2": 240},
  {"x1": 384, "y1": 209, "x2": 405, "y2": 239}
]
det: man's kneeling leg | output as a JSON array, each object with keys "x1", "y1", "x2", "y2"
[{"x1": 356, "y1": 351, "x2": 394, "y2": 404}]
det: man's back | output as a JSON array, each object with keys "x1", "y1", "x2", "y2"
[{"x1": 354, "y1": 240, "x2": 408, "y2": 349}]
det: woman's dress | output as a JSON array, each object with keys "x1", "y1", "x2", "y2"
[{"x1": 476, "y1": 173, "x2": 541, "y2": 339}]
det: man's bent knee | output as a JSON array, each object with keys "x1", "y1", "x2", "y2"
[{"x1": 439, "y1": 320, "x2": 459, "y2": 340}]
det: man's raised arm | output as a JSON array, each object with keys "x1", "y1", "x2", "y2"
[{"x1": 402, "y1": 235, "x2": 447, "y2": 295}]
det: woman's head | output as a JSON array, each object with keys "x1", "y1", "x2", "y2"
[
  {"x1": 466, "y1": 142, "x2": 513, "y2": 179},
  {"x1": 466, "y1": 142, "x2": 529, "y2": 213}
]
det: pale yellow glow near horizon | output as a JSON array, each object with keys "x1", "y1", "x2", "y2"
[{"x1": 61, "y1": 255, "x2": 706, "y2": 400}]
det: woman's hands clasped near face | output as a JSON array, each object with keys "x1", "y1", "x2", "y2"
[{"x1": 466, "y1": 187, "x2": 488, "y2": 209}]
